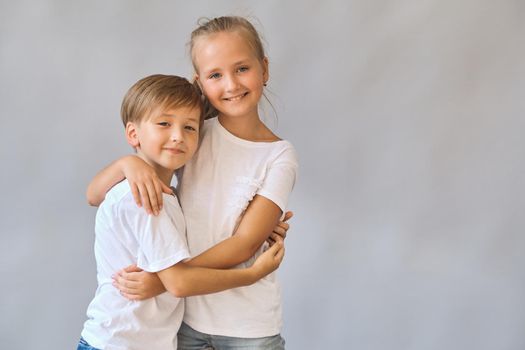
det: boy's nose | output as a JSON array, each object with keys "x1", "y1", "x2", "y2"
[{"x1": 171, "y1": 128, "x2": 184, "y2": 143}]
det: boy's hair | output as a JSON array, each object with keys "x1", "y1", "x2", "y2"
[
  {"x1": 121, "y1": 74, "x2": 203, "y2": 127},
  {"x1": 188, "y1": 16, "x2": 267, "y2": 120}
]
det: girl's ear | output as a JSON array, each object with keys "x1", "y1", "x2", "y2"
[
  {"x1": 262, "y1": 57, "x2": 269, "y2": 84},
  {"x1": 194, "y1": 74, "x2": 202, "y2": 90},
  {"x1": 125, "y1": 122, "x2": 140, "y2": 148}
]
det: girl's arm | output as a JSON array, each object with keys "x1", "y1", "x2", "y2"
[
  {"x1": 86, "y1": 155, "x2": 171, "y2": 215},
  {"x1": 113, "y1": 212, "x2": 292, "y2": 300},
  {"x1": 117, "y1": 240, "x2": 284, "y2": 299},
  {"x1": 157, "y1": 240, "x2": 284, "y2": 297},
  {"x1": 186, "y1": 195, "x2": 284, "y2": 269}
]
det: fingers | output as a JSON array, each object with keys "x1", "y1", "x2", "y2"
[
  {"x1": 161, "y1": 182, "x2": 174, "y2": 195},
  {"x1": 273, "y1": 224, "x2": 288, "y2": 237},
  {"x1": 152, "y1": 180, "x2": 165, "y2": 213},
  {"x1": 130, "y1": 183, "x2": 142, "y2": 208},
  {"x1": 122, "y1": 264, "x2": 143, "y2": 273},
  {"x1": 137, "y1": 182, "x2": 153, "y2": 214},
  {"x1": 112, "y1": 270, "x2": 142, "y2": 289},
  {"x1": 111, "y1": 270, "x2": 151, "y2": 301},
  {"x1": 283, "y1": 211, "x2": 293, "y2": 222},
  {"x1": 274, "y1": 242, "x2": 285, "y2": 262},
  {"x1": 119, "y1": 291, "x2": 142, "y2": 301},
  {"x1": 113, "y1": 279, "x2": 140, "y2": 292},
  {"x1": 267, "y1": 239, "x2": 284, "y2": 256},
  {"x1": 145, "y1": 181, "x2": 160, "y2": 215},
  {"x1": 266, "y1": 233, "x2": 281, "y2": 244}
]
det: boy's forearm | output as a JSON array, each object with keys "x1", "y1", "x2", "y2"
[
  {"x1": 86, "y1": 157, "x2": 128, "y2": 206},
  {"x1": 158, "y1": 263, "x2": 259, "y2": 297}
]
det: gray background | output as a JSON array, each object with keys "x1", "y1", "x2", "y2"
[{"x1": 1, "y1": 1, "x2": 524, "y2": 349}]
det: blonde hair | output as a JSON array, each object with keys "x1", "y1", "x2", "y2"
[
  {"x1": 121, "y1": 74, "x2": 203, "y2": 126},
  {"x1": 189, "y1": 16, "x2": 267, "y2": 119}
]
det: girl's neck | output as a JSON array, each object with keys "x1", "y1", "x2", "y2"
[{"x1": 218, "y1": 113, "x2": 279, "y2": 142}]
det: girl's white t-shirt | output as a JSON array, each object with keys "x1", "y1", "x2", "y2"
[{"x1": 178, "y1": 118, "x2": 299, "y2": 338}]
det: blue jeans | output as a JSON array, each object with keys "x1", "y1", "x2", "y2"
[
  {"x1": 76, "y1": 337, "x2": 101, "y2": 350},
  {"x1": 177, "y1": 322, "x2": 285, "y2": 350}
]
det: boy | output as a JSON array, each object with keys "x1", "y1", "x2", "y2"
[{"x1": 78, "y1": 75, "x2": 284, "y2": 350}]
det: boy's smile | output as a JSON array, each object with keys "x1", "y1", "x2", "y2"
[{"x1": 126, "y1": 105, "x2": 201, "y2": 185}]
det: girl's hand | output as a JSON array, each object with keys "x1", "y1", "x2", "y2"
[
  {"x1": 266, "y1": 211, "x2": 293, "y2": 246},
  {"x1": 122, "y1": 155, "x2": 173, "y2": 215},
  {"x1": 252, "y1": 239, "x2": 285, "y2": 279},
  {"x1": 112, "y1": 264, "x2": 166, "y2": 301}
]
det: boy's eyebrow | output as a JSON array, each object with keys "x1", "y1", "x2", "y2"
[
  {"x1": 159, "y1": 113, "x2": 199, "y2": 123},
  {"x1": 185, "y1": 116, "x2": 199, "y2": 123}
]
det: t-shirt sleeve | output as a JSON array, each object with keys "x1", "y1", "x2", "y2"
[
  {"x1": 120, "y1": 199, "x2": 190, "y2": 273},
  {"x1": 257, "y1": 143, "x2": 299, "y2": 213}
]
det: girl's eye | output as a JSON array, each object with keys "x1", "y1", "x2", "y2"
[
  {"x1": 208, "y1": 72, "x2": 221, "y2": 79},
  {"x1": 237, "y1": 66, "x2": 249, "y2": 73},
  {"x1": 185, "y1": 125, "x2": 197, "y2": 132},
  {"x1": 157, "y1": 122, "x2": 170, "y2": 127}
]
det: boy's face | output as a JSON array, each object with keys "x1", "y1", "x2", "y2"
[{"x1": 127, "y1": 105, "x2": 201, "y2": 176}]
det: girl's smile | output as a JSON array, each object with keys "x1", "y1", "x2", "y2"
[{"x1": 223, "y1": 92, "x2": 249, "y2": 102}]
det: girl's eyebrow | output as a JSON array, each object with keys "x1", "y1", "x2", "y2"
[{"x1": 202, "y1": 59, "x2": 252, "y2": 75}]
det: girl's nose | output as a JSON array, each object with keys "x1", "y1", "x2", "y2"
[{"x1": 225, "y1": 74, "x2": 240, "y2": 91}]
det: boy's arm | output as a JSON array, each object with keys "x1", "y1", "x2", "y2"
[
  {"x1": 185, "y1": 195, "x2": 283, "y2": 269},
  {"x1": 86, "y1": 155, "x2": 171, "y2": 214},
  {"x1": 157, "y1": 241, "x2": 284, "y2": 298}
]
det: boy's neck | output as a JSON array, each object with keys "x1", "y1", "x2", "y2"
[{"x1": 136, "y1": 153, "x2": 174, "y2": 187}]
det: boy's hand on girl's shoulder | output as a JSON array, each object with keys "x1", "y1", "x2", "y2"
[{"x1": 266, "y1": 211, "x2": 293, "y2": 246}]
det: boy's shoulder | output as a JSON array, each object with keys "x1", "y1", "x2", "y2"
[
  {"x1": 103, "y1": 180, "x2": 179, "y2": 210},
  {"x1": 102, "y1": 180, "x2": 134, "y2": 206},
  {"x1": 98, "y1": 181, "x2": 183, "y2": 233}
]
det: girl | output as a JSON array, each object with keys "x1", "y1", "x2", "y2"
[{"x1": 87, "y1": 16, "x2": 298, "y2": 349}]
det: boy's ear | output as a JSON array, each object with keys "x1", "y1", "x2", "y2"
[
  {"x1": 262, "y1": 57, "x2": 269, "y2": 84},
  {"x1": 125, "y1": 122, "x2": 140, "y2": 148}
]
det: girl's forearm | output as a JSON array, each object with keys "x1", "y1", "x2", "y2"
[
  {"x1": 187, "y1": 195, "x2": 282, "y2": 269},
  {"x1": 185, "y1": 234, "x2": 261, "y2": 269},
  {"x1": 158, "y1": 263, "x2": 259, "y2": 297},
  {"x1": 86, "y1": 156, "x2": 128, "y2": 206}
]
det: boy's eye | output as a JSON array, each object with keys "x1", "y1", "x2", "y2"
[
  {"x1": 185, "y1": 125, "x2": 197, "y2": 132},
  {"x1": 157, "y1": 122, "x2": 170, "y2": 127},
  {"x1": 208, "y1": 72, "x2": 221, "y2": 79}
]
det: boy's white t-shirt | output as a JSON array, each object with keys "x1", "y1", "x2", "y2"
[
  {"x1": 81, "y1": 180, "x2": 190, "y2": 350},
  {"x1": 178, "y1": 118, "x2": 299, "y2": 338}
]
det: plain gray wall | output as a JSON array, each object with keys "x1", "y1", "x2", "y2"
[{"x1": 1, "y1": 1, "x2": 524, "y2": 349}]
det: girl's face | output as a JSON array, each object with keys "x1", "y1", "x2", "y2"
[{"x1": 193, "y1": 31, "x2": 268, "y2": 120}]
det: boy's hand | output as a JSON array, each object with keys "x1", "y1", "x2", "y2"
[
  {"x1": 112, "y1": 264, "x2": 166, "y2": 300},
  {"x1": 266, "y1": 211, "x2": 293, "y2": 246},
  {"x1": 122, "y1": 155, "x2": 173, "y2": 215},
  {"x1": 251, "y1": 239, "x2": 285, "y2": 279}
]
